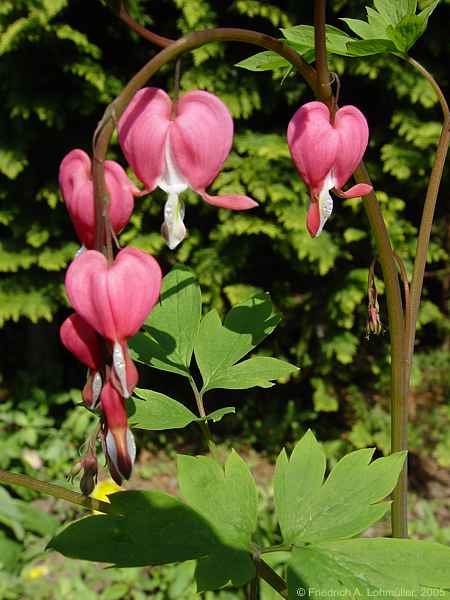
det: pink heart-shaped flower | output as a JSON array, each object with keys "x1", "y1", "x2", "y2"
[{"x1": 65, "y1": 247, "x2": 162, "y2": 343}]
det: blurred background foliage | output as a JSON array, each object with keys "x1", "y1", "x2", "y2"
[{"x1": 0, "y1": 0, "x2": 449, "y2": 596}]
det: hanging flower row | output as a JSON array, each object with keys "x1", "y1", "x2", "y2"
[{"x1": 58, "y1": 86, "x2": 371, "y2": 487}]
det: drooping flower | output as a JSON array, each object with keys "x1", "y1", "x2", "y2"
[
  {"x1": 287, "y1": 101, "x2": 372, "y2": 237},
  {"x1": 60, "y1": 313, "x2": 104, "y2": 408},
  {"x1": 118, "y1": 87, "x2": 258, "y2": 249},
  {"x1": 59, "y1": 149, "x2": 139, "y2": 248},
  {"x1": 100, "y1": 381, "x2": 136, "y2": 484},
  {"x1": 65, "y1": 247, "x2": 162, "y2": 398}
]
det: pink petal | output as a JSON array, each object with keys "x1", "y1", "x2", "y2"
[
  {"x1": 333, "y1": 105, "x2": 369, "y2": 189},
  {"x1": 170, "y1": 90, "x2": 234, "y2": 190},
  {"x1": 118, "y1": 87, "x2": 172, "y2": 190},
  {"x1": 60, "y1": 313, "x2": 103, "y2": 370},
  {"x1": 335, "y1": 183, "x2": 373, "y2": 198},
  {"x1": 287, "y1": 101, "x2": 339, "y2": 196},
  {"x1": 59, "y1": 149, "x2": 137, "y2": 248},
  {"x1": 101, "y1": 382, "x2": 135, "y2": 481},
  {"x1": 306, "y1": 201, "x2": 321, "y2": 238},
  {"x1": 199, "y1": 191, "x2": 258, "y2": 210},
  {"x1": 65, "y1": 248, "x2": 162, "y2": 343}
]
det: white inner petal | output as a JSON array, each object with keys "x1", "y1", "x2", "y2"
[
  {"x1": 113, "y1": 341, "x2": 129, "y2": 399},
  {"x1": 91, "y1": 371, "x2": 102, "y2": 407},
  {"x1": 126, "y1": 429, "x2": 136, "y2": 465},
  {"x1": 316, "y1": 171, "x2": 335, "y2": 236},
  {"x1": 157, "y1": 139, "x2": 189, "y2": 194},
  {"x1": 75, "y1": 245, "x2": 86, "y2": 258},
  {"x1": 161, "y1": 193, "x2": 187, "y2": 250},
  {"x1": 105, "y1": 430, "x2": 119, "y2": 473}
]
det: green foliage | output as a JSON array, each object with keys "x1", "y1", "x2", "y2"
[
  {"x1": 288, "y1": 538, "x2": 450, "y2": 599},
  {"x1": 1, "y1": 8, "x2": 449, "y2": 592},
  {"x1": 48, "y1": 433, "x2": 450, "y2": 595},
  {"x1": 127, "y1": 388, "x2": 235, "y2": 430},
  {"x1": 273, "y1": 430, "x2": 406, "y2": 544},
  {"x1": 131, "y1": 265, "x2": 297, "y2": 406},
  {"x1": 178, "y1": 451, "x2": 257, "y2": 590}
]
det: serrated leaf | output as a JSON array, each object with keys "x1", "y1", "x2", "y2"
[
  {"x1": 204, "y1": 407, "x2": 236, "y2": 423},
  {"x1": 49, "y1": 490, "x2": 217, "y2": 567},
  {"x1": 177, "y1": 451, "x2": 257, "y2": 590},
  {"x1": 346, "y1": 38, "x2": 398, "y2": 56},
  {"x1": 273, "y1": 430, "x2": 326, "y2": 545},
  {"x1": 374, "y1": 0, "x2": 409, "y2": 25},
  {"x1": 127, "y1": 389, "x2": 235, "y2": 430},
  {"x1": 194, "y1": 294, "x2": 280, "y2": 393},
  {"x1": 235, "y1": 51, "x2": 290, "y2": 72},
  {"x1": 130, "y1": 265, "x2": 201, "y2": 378},
  {"x1": 340, "y1": 18, "x2": 375, "y2": 39},
  {"x1": 288, "y1": 539, "x2": 450, "y2": 599},
  {"x1": 204, "y1": 356, "x2": 298, "y2": 392},
  {"x1": 274, "y1": 431, "x2": 406, "y2": 544},
  {"x1": 127, "y1": 389, "x2": 197, "y2": 430},
  {"x1": 386, "y1": 15, "x2": 426, "y2": 52},
  {"x1": 281, "y1": 24, "x2": 355, "y2": 57}
]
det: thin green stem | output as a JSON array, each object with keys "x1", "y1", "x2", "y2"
[
  {"x1": 249, "y1": 576, "x2": 258, "y2": 600},
  {"x1": 352, "y1": 163, "x2": 407, "y2": 538},
  {"x1": 404, "y1": 58, "x2": 450, "y2": 369},
  {"x1": 314, "y1": 0, "x2": 332, "y2": 107},
  {"x1": 0, "y1": 469, "x2": 115, "y2": 515},
  {"x1": 260, "y1": 544, "x2": 293, "y2": 555},
  {"x1": 254, "y1": 558, "x2": 288, "y2": 599},
  {"x1": 188, "y1": 376, "x2": 220, "y2": 460},
  {"x1": 311, "y1": 3, "x2": 408, "y2": 536},
  {"x1": 398, "y1": 58, "x2": 450, "y2": 534},
  {"x1": 116, "y1": 1, "x2": 173, "y2": 47}
]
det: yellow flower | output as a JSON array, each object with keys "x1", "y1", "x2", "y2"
[
  {"x1": 90, "y1": 478, "x2": 122, "y2": 513},
  {"x1": 23, "y1": 565, "x2": 49, "y2": 581}
]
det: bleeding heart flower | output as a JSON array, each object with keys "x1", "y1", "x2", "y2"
[
  {"x1": 59, "y1": 149, "x2": 139, "y2": 248},
  {"x1": 287, "y1": 101, "x2": 372, "y2": 237},
  {"x1": 65, "y1": 247, "x2": 162, "y2": 398},
  {"x1": 100, "y1": 382, "x2": 136, "y2": 484},
  {"x1": 60, "y1": 313, "x2": 104, "y2": 408},
  {"x1": 118, "y1": 87, "x2": 258, "y2": 249}
]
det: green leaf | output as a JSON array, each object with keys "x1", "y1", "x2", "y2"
[
  {"x1": 273, "y1": 431, "x2": 406, "y2": 544},
  {"x1": 130, "y1": 265, "x2": 201, "y2": 378},
  {"x1": 311, "y1": 378, "x2": 338, "y2": 412},
  {"x1": 17, "y1": 501, "x2": 59, "y2": 536},
  {"x1": 235, "y1": 51, "x2": 290, "y2": 72},
  {"x1": 204, "y1": 406, "x2": 236, "y2": 423},
  {"x1": 288, "y1": 538, "x2": 450, "y2": 599},
  {"x1": 127, "y1": 389, "x2": 197, "y2": 430},
  {"x1": 194, "y1": 293, "x2": 280, "y2": 393},
  {"x1": 203, "y1": 356, "x2": 298, "y2": 392},
  {"x1": 49, "y1": 490, "x2": 218, "y2": 567},
  {"x1": 127, "y1": 389, "x2": 236, "y2": 430},
  {"x1": 0, "y1": 532, "x2": 21, "y2": 572},
  {"x1": 273, "y1": 430, "x2": 326, "y2": 545},
  {"x1": 340, "y1": 18, "x2": 376, "y2": 39},
  {"x1": 373, "y1": 0, "x2": 410, "y2": 25},
  {"x1": 346, "y1": 38, "x2": 398, "y2": 56},
  {"x1": 0, "y1": 487, "x2": 24, "y2": 539},
  {"x1": 177, "y1": 450, "x2": 257, "y2": 590},
  {"x1": 281, "y1": 24, "x2": 355, "y2": 57},
  {"x1": 418, "y1": 0, "x2": 440, "y2": 24}
]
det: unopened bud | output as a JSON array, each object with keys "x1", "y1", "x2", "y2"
[
  {"x1": 366, "y1": 304, "x2": 382, "y2": 337},
  {"x1": 79, "y1": 453, "x2": 98, "y2": 496}
]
